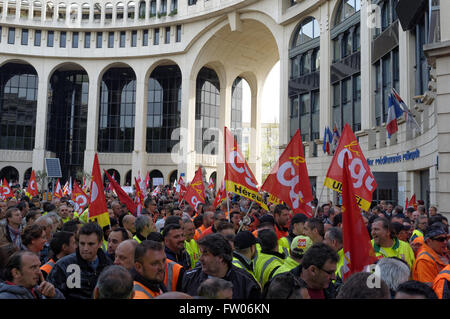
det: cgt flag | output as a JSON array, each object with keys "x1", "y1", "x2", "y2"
[
  {"x1": 324, "y1": 123, "x2": 377, "y2": 212},
  {"x1": 341, "y1": 153, "x2": 378, "y2": 280},
  {"x1": 261, "y1": 129, "x2": 313, "y2": 217},
  {"x1": 224, "y1": 126, "x2": 268, "y2": 211},
  {"x1": 176, "y1": 176, "x2": 187, "y2": 194},
  {"x1": 26, "y1": 170, "x2": 39, "y2": 198},
  {"x1": 88, "y1": 154, "x2": 110, "y2": 228},
  {"x1": 53, "y1": 178, "x2": 63, "y2": 199},
  {"x1": 183, "y1": 167, "x2": 206, "y2": 212},
  {"x1": 104, "y1": 169, "x2": 137, "y2": 215},
  {"x1": 2, "y1": 178, "x2": 14, "y2": 199},
  {"x1": 72, "y1": 182, "x2": 89, "y2": 215},
  {"x1": 135, "y1": 177, "x2": 145, "y2": 216},
  {"x1": 213, "y1": 180, "x2": 226, "y2": 209}
]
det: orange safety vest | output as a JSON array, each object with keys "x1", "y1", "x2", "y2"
[
  {"x1": 132, "y1": 281, "x2": 162, "y2": 299},
  {"x1": 163, "y1": 259, "x2": 182, "y2": 292},
  {"x1": 40, "y1": 258, "x2": 55, "y2": 277},
  {"x1": 412, "y1": 243, "x2": 448, "y2": 284},
  {"x1": 433, "y1": 265, "x2": 450, "y2": 299},
  {"x1": 194, "y1": 225, "x2": 206, "y2": 241}
]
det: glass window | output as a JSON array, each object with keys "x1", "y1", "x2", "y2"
[
  {"x1": 34, "y1": 30, "x2": 41, "y2": 46},
  {"x1": 72, "y1": 32, "x2": 78, "y2": 48},
  {"x1": 120, "y1": 31, "x2": 125, "y2": 47},
  {"x1": 165, "y1": 27, "x2": 170, "y2": 44},
  {"x1": 300, "y1": 93, "x2": 310, "y2": 141},
  {"x1": 150, "y1": 0, "x2": 156, "y2": 15},
  {"x1": 96, "y1": 32, "x2": 102, "y2": 48},
  {"x1": 60, "y1": 31, "x2": 66, "y2": 48},
  {"x1": 131, "y1": 30, "x2": 137, "y2": 47},
  {"x1": 176, "y1": 25, "x2": 181, "y2": 42},
  {"x1": 290, "y1": 96, "x2": 299, "y2": 139},
  {"x1": 291, "y1": 56, "x2": 299, "y2": 79},
  {"x1": 154, "y1": 28, "x2": 159, "y2": 45},
  {"x1": 47, "y1": 30, "x2": 54, "y2": 47},
  {"x1": 293, "y1": 17, "x2": 320, "y2": 47},
  {"x1": 161, "y1": 0, "x2": 167, "y2": 13},
  {"x1": 21, "y1": 29, "x2": 28, "y2": 45},
  {"x1": 353, "y1": 75, "x2": 361, "y2": 131},
  {"x1": 108, "y1": 32, "x2": 114, "y2": 48},
  {"x1": 8, "y1": 28, "x2": 15, "y2": 44},
  {"x1": 143, "y1": 29, "x2": 148, "y2": 46},
  {"x1": 84, "y1": 32, "x2": 91, "y2": 48}
]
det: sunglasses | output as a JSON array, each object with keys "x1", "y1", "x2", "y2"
[{"x1": 431, "y1": 237, "x2": 447, "y2": 242}]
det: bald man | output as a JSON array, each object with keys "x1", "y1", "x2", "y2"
[
  {"x1": 114, "y1": 239, "x2": 138, "y2": 271},
  {"x1": 122, "y1": 215, "x2": 136, "y2": 237}
]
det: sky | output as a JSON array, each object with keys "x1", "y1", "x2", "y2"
[{"x1": 242, "y1": 61, "x2": 280, "y2": 124}]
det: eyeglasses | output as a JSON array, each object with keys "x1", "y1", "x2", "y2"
[
  {"x1": 319, "y1": 267, "x2": 336, "y2": 276},
  {"x1": 431, "y1": 236, "x2": 447, "y2": 242}
]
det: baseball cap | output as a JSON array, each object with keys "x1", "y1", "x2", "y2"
[
  {"x1": 290, "y1": 235, "x2": 313, "y2": 255},
  {"x1": 234, "y1": 230, "x2": 257, "y2": 250}
]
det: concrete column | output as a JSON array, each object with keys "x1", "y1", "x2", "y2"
[
  {"x1": 177, "y1": 65, "x2": 196, "y2": 182},
  {"x1": 145, "y1": 0, "x2": 150, "y2": 20},
  {"x1": 440, "y1": 0, "x2": 450, "y2": 42},
  {"x1": 249, "y1": 82, "x2": 262, "y2": 185},
  {"x1": 32, "y1": 65, "x2": 50, "y2": 172},
  {"x1": 132, "y1": 70, "x2": 148, "y2": 184},
  {"x1": 83, "y1": 70, "x2": 100, "y2": 174},
  {"x1": 319, "y1": 2, "x2": 331, "y2": 139},
  {"x1": 217, "y1": 79, "x2": 232, "y2": 189},
  {"x1": 360, "y1": 0, "x2": 373, "y2": 130}
]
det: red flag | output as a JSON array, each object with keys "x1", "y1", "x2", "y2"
[
  {"x1": 409, "y1": 194, "x2": 417, "y2": 210},
  {"x1": 405, "y1": 196, "x2": 409, "y2": 210},
  {"x1": 208, "y1": 177, "x2": 215, "y2": 190},
  {"x1": 53, "y1": 178, "x2": 63, "y2": 199},
  {"x1": 224, "y1": 126, "x2": 268, "y2": 210},
  {"x1": 341, "y1": 153, "x2": 378, "y2": 280},
  {"x1": 144, "y1": 171, "x2": 150, "y2": 190},
  {"x1": 71, "y1": 182, "x2": 89, "y2": 215},
  {"x1": 176, "y1": 176, "x2": 187, "y2": 194},
  {"x1": 26, "y1": 170, "x2": 39, "y2": 198},
  {"x1": 2, "y1": 178, "x2": 14, "y2": 199},
  {"x1": 261, "y1": 129, "x2": 313, "y2": 217},
  {"x1": 104, "y1": 170, "x2": 137, "y2": 215},
  {"x1": 88, "y1": 154, "x2": 110, "y2": 228},
  {"x1": 324, "y1": 123, "x2": 377, "y2": 212},
  {"x1": 183, "y1": 167, "x2": 206, "y2": 212},
  {"x1": 134, "y1": 177, "x2": 145, "y2": 216},
  {"x1": 213, "y1": 180, "x2": 226, "y2": 208}
]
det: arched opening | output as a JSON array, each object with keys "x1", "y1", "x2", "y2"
[
  {"x1": 46, "y1": 63, "x2": 89, "y2": 182},
  {"x1": 147, "y1": 64, "x2": 181, "y2": 153},
  {"x1": 116, "y1": 2, "x2": 124, "y2": 20},
  {"x1": 127, "y1": 1, "x2": 135, "y2": 19},
  {"x1": 0, "y1": 62, "x2": 38, "y2": 151},
  {"x1": 149, "y1": 0, "x2": 156, "y2": 17},
  {"x1": 149, "y1": 169, "x2": 163, "y2": 187},
  {"x1": 103, "y1": 168, "x2": 120, "y2": 186},
  {"x1": 33, "y1": 1, "x2": 42, "y2": 19},
  {"x1": 69, "y1": 3, "x2": 78, "y2": 21},
  {"x1": 93, "y1": 2, "x2": 101, "y2": 21},
  {"x1": 209, "y1": 171, "x2": 216, "y2": 190},
  {"x1": 125, "y1": 169, "x2": 132, "y2": 186},
  {"x1": 231, "y1": 76, "x2": 251, "y2": 152},
  {"x1": 169, "y1": 170, "x2": 177, "y2": 185},
  {"x1": 81, "y1": 3, "x2": 89, "y2": 21},
  {"x1": 105, "y1": 2, "x2": 113, "y2": 21},
  {"x1": 7, "y1": 0, "x2": 16, "y2": 17},
  {"x1": 0, "y1": 166, "x2": 19, "y2": 184},
  {"x1": 138, "y1": 0, "x2": 145, "y2": 19},
  {"x1": 46, "y1": 1, "x2": 54, "y2": 20},
  {"x1": 20, "y1": 0, "x2": 29, "y2": 18},
  {"x1": 24, "y1": 167, "x2": 32, "y2": 183},
  {"x1": 57, "y1": 2, "x2": 66, "y2": 21},
  {"x1": 195, "y1": 67, "x2": 220, "y2": 155},
  {"x1": 98, "y1": 66, "x2": 136, "y2": 153}
]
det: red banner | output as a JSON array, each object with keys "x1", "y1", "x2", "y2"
[
  {"x1": 134, "y1": 177, "x2": 145, "y2": 216},
  {"x1": 224, "y1": 126, "x2": 268, "y2": 211},
  {"x1": 104, "y1": 169, "x2": 137, "y2": 215},
  {"x1": 324, "y1": 123, "x2": 377, "y2": 211},
  {"x1": 88, "y1": 154, "x2": 110, "y2": 228},
  {"x1": 72, "y1": 182, "x2": 89, "y2": 215},
  {"x1": 183, "y1": 167, "x2": 206, "y2": 212},
  {"x1": 341, "y1": 154, "x2": 378, "y2": 280},
  {"x1": 1, "y1": 178, "x2": 14, "y2": 199},
  {"x1": 53, "y1": 178, "x2": 63, "y2": 199},
  {"x1": 26, "y1": 170, "x2": 39, "y2": 198},
  {"x1": 213, "y1": 180, "x2": 226, "y2": 208},
  {"x1": 261, "y1": 129, "x2": 313, "y2": 217}
]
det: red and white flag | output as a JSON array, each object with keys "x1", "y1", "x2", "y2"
[
  {"x1": 53, "y1": 178, "x2": 64, "y2": 199},
  {"x1": 213, "y1": 180, "x2": 226, "y2": 208},
  {"x1": 88, "y1": 154, "x2": 110, "y2": 228},
  {"x1": 261, "y1": 129, "x2": 314, "y2": 217},
  {"x1": 408, "y1": 194, "x2": 418, "y2": 210},
  {"x1": 341, "y1": 153, "x2": 378, "y2": 280},
  {"x1": 1, "y1": 178, "x2": 14, "y2": 199},
  {"x1": 26, "y1": 170, "x2": 39, "y2": 198},
  {"x1": 82, "y1": 176, "x2": 89, "y2": 193},
  {"x1": 324, "y1": 123, "x2": 377, "y2": 212},
  {"x1": 151, "y1": 185, "x2": 161, "y2": 197},
  {"x1": 144, "y1": 171, "x2": 150, "y2": 190},
  {"x1": 224, "y1": 126, "x2": 268, "y2": 211},
  {"x1": 176, "y1": 176, "x2": 187, "y2": 194},
  {"x1": 135, "y1": 177, "x2": 145, "y2": 216},
  {"x1": 104, "y1": 169, "x2": 137, "y2": 215},
  {"x1": 208, "y1": 176, "x2": 215, "y2": 191},
  {"x1": 72, "y1": 182, "x2": 89, "y2": 215},
  {"x1": 183, "y1": 167, "x2": 206, "y2": 212}
]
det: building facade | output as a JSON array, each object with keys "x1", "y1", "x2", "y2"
[{"x1": 0, "y1": 0, "x2": 448, "y2": 214}]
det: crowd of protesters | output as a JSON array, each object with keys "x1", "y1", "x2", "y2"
[{"x1": 0, "y1": 182, "x2": 449, "y2": 300}]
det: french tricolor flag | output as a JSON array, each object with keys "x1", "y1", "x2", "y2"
[{"x1": 386, "y1": 93, "x2": 404, "y2": 138}]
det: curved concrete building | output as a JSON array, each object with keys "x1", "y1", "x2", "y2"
[{"x1": 0, "y1": 0, "x2": 449, "y2": 215}]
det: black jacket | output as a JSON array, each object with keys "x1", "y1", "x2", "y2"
[
  {"x1": 181, "y1": 264, "x2": 261, "y2": 299},
  {"x1": 289, "y1": 264, "x2": 336, "y2": 299},
  {"x1": 47, "y1": 248, "x2": 112, "y2": 299},
  {"x1": 130, "y1": 268, "x2": 167, "y2": 294},
  {"x1": 165, "y1": 246, "x2": 191, "y2": 269}
]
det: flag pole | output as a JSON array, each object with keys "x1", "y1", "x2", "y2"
[{"x1": 237, "y1": 200, "x2": 254, "y2": 233}]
